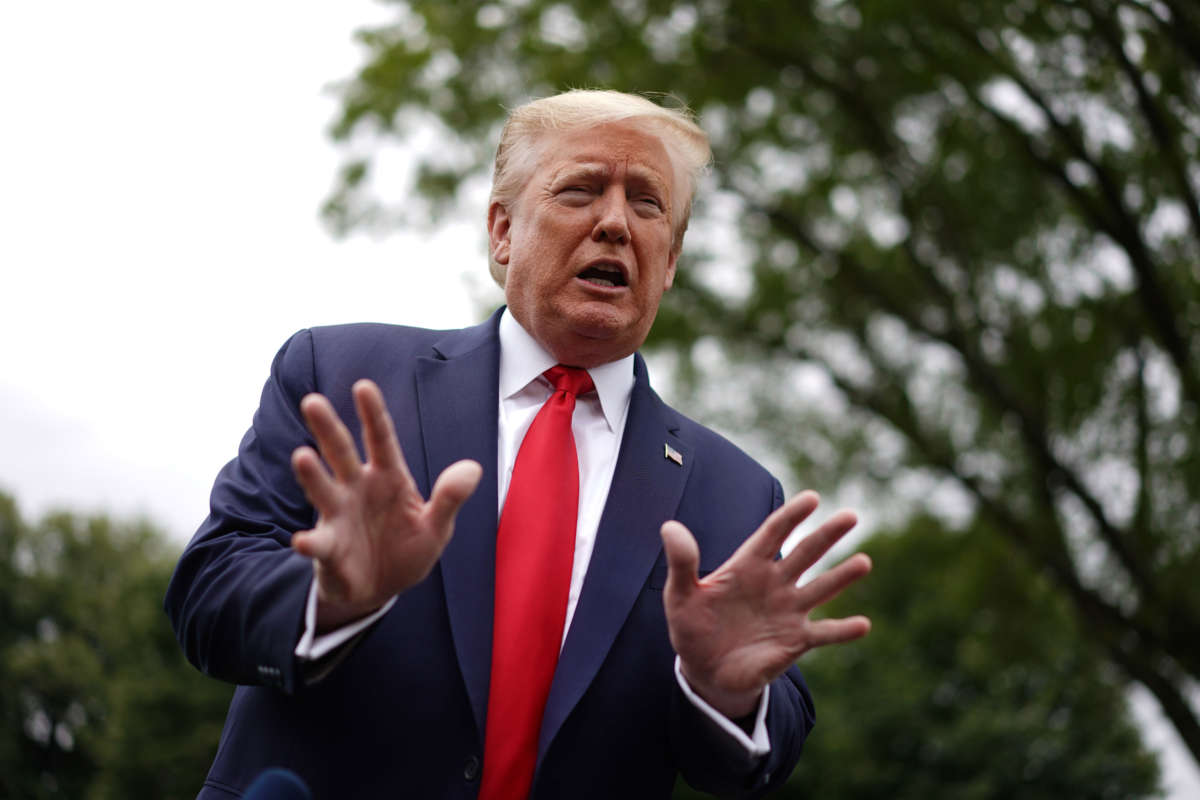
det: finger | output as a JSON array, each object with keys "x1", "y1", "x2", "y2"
[
  {"x1": 794, "y1": 553, "x2": 872, "y2": 611},
  {"x1": 291, "y1": 446, "x2": 339, "y2": 513},
  {"x1": 353, "y1": 380, "x2": 407, "y2": 477},
  {"x1": 425, "y1": 460, "x2": 484, "y2": 538},
  {"x1": 660, "y1": 521, "x2": 701, "y2": 602},
  {"x1": 778, "y1": 509, "x2": 859, "y2": 581},
  {"x1": 740, "y1": 490, "x2": 820, "y2": 561},
  {"x1": 300, "y1": 393, "x2": 363, "y2": 482},
  {"x1": 292, "y1": 526, "x2": 336, "y2": 562},
  {"x1": 801, "y1": 615, "x2": 872, "y2": 650}
]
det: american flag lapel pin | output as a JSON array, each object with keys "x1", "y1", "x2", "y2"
[{"x1": 664, "y1": 443, "x2": 683, "y2": 466}]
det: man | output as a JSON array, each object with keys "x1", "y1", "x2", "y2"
[{"x1": 166, "y1": 90, "x2": 871, "y2": 799}]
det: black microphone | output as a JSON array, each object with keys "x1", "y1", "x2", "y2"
[{"x1": 242, "y1": 768, "x2": 313, "y2": 800}]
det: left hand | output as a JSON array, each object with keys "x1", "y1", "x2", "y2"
[
  {"x1": 290, "y1": 379, "x2": 482, "y2": 631},
  {"x1": 661, "y1": 490, "x2": 872, "y2": 719}
]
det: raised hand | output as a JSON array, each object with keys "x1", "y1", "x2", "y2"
[
  {"x1": 661, "y1": 491, "x2": 872, "y2": 719},
  {"x1": 290, "y1": 379, "x2": 482, "y2": 631}
]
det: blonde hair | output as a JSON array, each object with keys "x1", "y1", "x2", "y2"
[{"x1": 488, "y1": 89, "x2": 712, "y2": 285}]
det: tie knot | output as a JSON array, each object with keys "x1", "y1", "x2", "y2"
[{"x1": 544, "y1": 365, "x2": 594, "y2": 397}]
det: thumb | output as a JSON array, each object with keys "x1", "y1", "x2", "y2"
[
  {"x1": 291, "y1": 528, "x2": 332, "y2": 562},
  {"x1": 426, "y1": 460, "x2": 484, "y2": 534},
  {"x1": 660, "y1": 520, "x2": 701, "y2": 602}
]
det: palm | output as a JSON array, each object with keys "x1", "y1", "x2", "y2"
[
  {"x1": 290, "y1": 380, "x2": 481, "y2": 628},
  {"x1": 662, "y1": 492, "x2": 872, "y2": 718}
]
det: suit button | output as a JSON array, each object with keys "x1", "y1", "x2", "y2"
[{"x1": 463, "y1": 756, "x2": 480, "y2": 781}]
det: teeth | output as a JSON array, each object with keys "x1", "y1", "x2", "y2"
[{"x1": 588, "y1": 278, "x2": 616, "y2": 287}]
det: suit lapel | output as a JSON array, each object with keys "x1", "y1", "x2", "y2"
[
  {"x1": 537, "y1": 355, "x2": 693, "y2": 761},
  {"x1": 415, "y1": 313, "x2": 502, "y2": 740}
]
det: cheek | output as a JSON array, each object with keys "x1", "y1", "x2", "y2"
[
  {"x1": 504, "y1": 259, "x2": 550, "y2": 311},
  {"x1": 511, "y1": 222, "x2": 555, "y2": 267}
]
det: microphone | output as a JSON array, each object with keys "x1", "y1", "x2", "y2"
[{"x1": 242, "y1": 768, "x2": 313, "y2": 800}]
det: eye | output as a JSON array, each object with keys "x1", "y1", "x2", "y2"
[
  {"x1": 556, "y1": 185, "x2": 593, "y2": 204},
  {"x1": 634, "y1": 194, "x2": 665, "y2": 214}
]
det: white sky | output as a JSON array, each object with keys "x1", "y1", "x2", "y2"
[
  {"x1": 0, "y1": 2, "x2": 1197, "y2": 797},
  {"x1": 0, "y1": 1, "x2": 483, "y2": 539}
]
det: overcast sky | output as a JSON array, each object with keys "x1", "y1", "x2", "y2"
[
  {"x1": 1, "y1": 1, "x2": 486, "y2": 540},
  {"x1": 1, "y1": 3, "x2": 1197, "y2": 796}
]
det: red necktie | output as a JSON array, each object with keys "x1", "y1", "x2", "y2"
[{"x1": 480, "y1": 366, "x2": 595, "y2": 800}]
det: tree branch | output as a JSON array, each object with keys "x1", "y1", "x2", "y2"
[
  {"x1": 1113, "y1": 0, "x2": 1200, "y2": 73},
  {"x1": 1154, "y1": 0, "x2": 1200, "y2": 73},
  {"x1": 1133, "y1": 340, "x2": 1153, "y2": 542},
  {"x1": 941, "y1": 18, "x2": 1200, "y2": 408},
  {"x1": 1110, "y1": 644, "x2": 1200, "y2": 766},
  {"x1": 1086, "y1": 0, "x2": 1200, "y2": 248},
  {"x1": 763, "y1": 205, "x2": 1167, "y2": 615},
  {"x1": 803, "y1": 329, "x2": 1181, "y2": 667}
]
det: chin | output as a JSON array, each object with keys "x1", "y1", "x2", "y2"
[
  {"x1": 571, "y1": 328, "x2": 651, "y2": 367},
  {"x1": 564, "y1": 304, "x2": 630, "y2": 342}
]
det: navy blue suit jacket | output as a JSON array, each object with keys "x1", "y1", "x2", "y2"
[{"x1": 165, "y1": 311, "x2": 814, "y2": 799}]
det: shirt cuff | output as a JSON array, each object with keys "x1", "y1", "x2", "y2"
[
  {"x1": 674, "y1": 656, "x2": 771, "y2": 756},
  {"x1": 294, "y1": 576, "x2": 397, "y2": 661}
]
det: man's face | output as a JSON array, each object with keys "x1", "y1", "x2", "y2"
[{"x1": 488, "y1": 121, "x2": 681, "y2": 367}]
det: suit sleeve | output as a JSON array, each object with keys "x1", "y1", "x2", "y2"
[
  {"x1": 669, "y1": 477, "x2": 817, "y2": 798},
  {"x1": 164, "y1": 330, "x2": 321, "y2": 694}
]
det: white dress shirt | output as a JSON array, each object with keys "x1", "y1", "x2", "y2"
[
  {"x1": 295, "y1": 309, "x2": 769, "y2": 755},
  {"x1": 495, "y1": 309, "x2": 632, "y2": 643}
]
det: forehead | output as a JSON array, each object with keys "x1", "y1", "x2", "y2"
[{"x1": 531, "y1": 121, "x2": 677, "y2": 192}]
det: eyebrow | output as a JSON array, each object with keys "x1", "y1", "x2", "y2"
[
  {"x1": 552, "y1": 162, "x2": 670, "y2": 195},
  {"x1": 552, "y1": 164, "x2": 607, "y2": 183}
]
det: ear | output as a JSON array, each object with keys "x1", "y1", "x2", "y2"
[
  {"x1": 487, "y1": 201, "x2": 513, "y2": 265},
  {"x1": 663, "y1": 249, "x2": 679, "y2": 291}
]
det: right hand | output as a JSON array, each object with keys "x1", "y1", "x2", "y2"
[
  {"x1": 290, "y1": 379, "x2": 482, "y2": 631},
  {"x1": 661, "y1": 491, "x2": 871, "y2": 720}
]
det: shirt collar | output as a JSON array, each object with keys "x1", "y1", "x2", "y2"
[{"x1": 498, "y1": 308, "x2": 635, "y2": 433}]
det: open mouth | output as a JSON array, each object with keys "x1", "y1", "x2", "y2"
[{"x1": 578, "y1": 264, "x2": 628, "y2": 288}]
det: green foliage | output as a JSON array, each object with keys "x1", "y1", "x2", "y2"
[
  {"x1": 678, "y1": 517, "x2": 1162, "y2": 798},
  {"x1": 325, "y1": 0, "x2": 1200, "y2": 766},
  {"x1": 0, "y1": 492, "x2": 231, "y2": 800},
  {"x1": 798, "y1": 518, "x2": 1159, "y2": 798}
]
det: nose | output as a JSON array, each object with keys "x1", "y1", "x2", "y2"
[{"x1": 591, "y1": 187, "x2": 630, "y2": 245}]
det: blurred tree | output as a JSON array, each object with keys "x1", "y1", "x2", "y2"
[
  {"x1": 0, "y1": 492, "x2": 231, "y2": 799},
  {"x1": 675, "y1": 516, "x2": 1161, "y2": 798},
  {"x1": 324, "y1": 0, "x2": 1200, "y2": 767}
]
